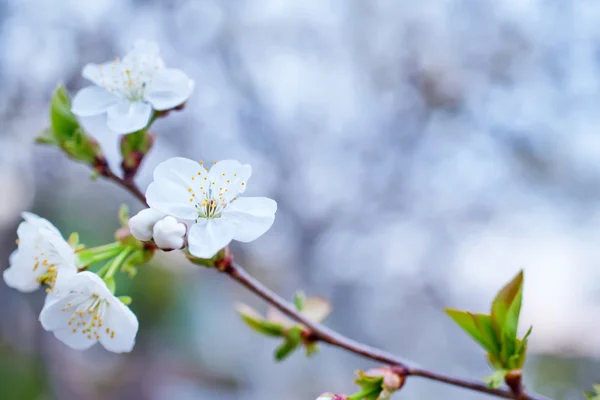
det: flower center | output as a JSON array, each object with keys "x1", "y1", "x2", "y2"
[
  {"x1": 187, "y1": 163, "x2": 245, "y2": 222},
  {"x1": 94, "y1": 59, "x2": 154, "y2": 102},
  {"x1": 62, "y1": 294, "x2": 117, "y2": 341},
  {"x1": 32, "y1": 247, "x2": 58, "y2": 293}
]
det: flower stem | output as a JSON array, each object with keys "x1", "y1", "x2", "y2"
[
  {"x1": 98, "y1": 248, "x2": 134, "y2": 280},
  {"x1": 76, "y1": 242, "x2": 124, "y2": 269}
]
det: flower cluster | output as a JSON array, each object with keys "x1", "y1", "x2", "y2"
[
  {"x1": 4, "y1": 213, "x2": 138, "y2": 353},
  {"x1": 4, "y1": 40, "x2": 278, "y2": 355},
  {"x1": 72, "y1": 40, "x2": 194, "y2": 135}
]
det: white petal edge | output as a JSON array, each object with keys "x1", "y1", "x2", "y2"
[
  {"x1": 224, "y1": 197, "x2": 277, "y2": 242},
  {"x1": 71, "y1": 86, "x2": 120, "y2": 117},
  {"x1": 144, "y1": 68, "x2": 194, "y2": 111},
  {"x1": 99, "y1": 299, "x2": 139, "y2": 353},
  {"x1": 106, "y1": 100, "x2": 152, "y2": 134},
  {"x1": 187, "y1": 219, "x2": 237, "y2": 259}
]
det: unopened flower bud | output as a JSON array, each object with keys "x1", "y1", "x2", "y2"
[
  {"x1": 316, "y1": 394, "x2": 347, "y2": 400},
  {"x1": 153, "y1": 216, "x2": 186, "y2": 250},
  {"x1": 129, "y1": 208, "x2": 164, "y2": 241}
]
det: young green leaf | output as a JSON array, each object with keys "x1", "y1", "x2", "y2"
[
  {"x1": 50, "y1": 84, "x2": 79, "y2": 142},
  {"x1": 236, "y1": 303, "x2": 285, "y2": 337},
  {"x1": 274, "y1": 327, "x2": 303, "y2": 361},
  {"x1": 445, "y1": 309, "x2": 498, "y2": 354},
  {"x1": 274, "y1": 339, "x2": 300, "y2": 361},
  {"x1": 294, "y1": 291, "x2": 306, "y2": 311},
  {"x1": 491, "y1": 270, "x2": 523, "y2": 340}
]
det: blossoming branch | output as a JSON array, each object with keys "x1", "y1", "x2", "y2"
[{"x1": 3, "y1": 39, "x2": 571, "y2": 400}]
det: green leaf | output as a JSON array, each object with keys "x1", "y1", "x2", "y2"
[
  {"x1": 491, "y1": 270, "x2": 523, "y2": 341},
  {"x1": 504, "y1": 279, "x2": 523, "y2": 343},
  {"x1": 274, "y1": 339, "x2": 300, "y2": 361},
  {"x1": 501, "y1": 329, "x2": 516, "y2": 367},
  {"x1": 445, "y1": 309, "x2": 498, "y2": 354},
  {"x1": 50, "y1": 84, "x2": 79, "y2": 142},
  {"x1": 235, "y1": 303, "x2": 285, "y2": 337},
  {"x1": 471, "y1": 313, "x2": 501, "y2": 355},
  {"x1": 118, "y1": 296, "x2": 132, "y2": 306},
  {"x1": 274, "y1": 327, "x2": 302, "y2": 361}
]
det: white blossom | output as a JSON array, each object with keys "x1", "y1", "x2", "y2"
[
  {"x1": 71, "y1": 40, "x2": 194, "y2": 134},
  {"x1": 39, "y1": 271, "x2": 138, "y2": 353},
  {"x1": 153, "y1": 216, "x2": 186, "y2": 250},
  {"x1": 129, "y1": 208, "x2": 165, "y2": 242},
  {"x1": 146, "y1": 158, "x2": 277, "y2": 258},
  {"x1": 3, "y1": 212, "x2": 77, "y2": 293}
]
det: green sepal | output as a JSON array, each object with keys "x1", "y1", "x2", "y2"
[
  {"x1": 118, "y1": 296, "x2": 133, "y2": 306},
  {"x1": 104, "y1": 277, "x2": 116, "y2": 295}
]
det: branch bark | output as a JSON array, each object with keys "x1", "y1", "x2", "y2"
[{"x1": 105, "y1": 165, "x2": 552, "y2": 400}]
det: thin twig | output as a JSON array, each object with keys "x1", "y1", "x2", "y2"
[
  {"x1": 100, "y1": 168, "x2": 148, "y2": 206},
  {"x1": 108, "y1": 169, "x2": 551, "y2": 400},
  {"x1": 222, "y1": 262, "x2": 550, "y2": 400}
]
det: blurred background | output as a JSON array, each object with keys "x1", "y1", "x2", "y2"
[{"x1": 0, "y1": 0, "x2": 599, "y2": 399}]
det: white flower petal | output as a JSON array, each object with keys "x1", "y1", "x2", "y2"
[
  {"x1": 52, "y1": 328, "x2": 98, "y2": 351},
  {"x1": 82, "y1": 62, "x2": 121, "y2": 89},
  {"x1": 208, "y1": 160, "x2": 252, "y2": 200},
  {"x1": 129, "y1": 208, "x2": 165, "y2": 241},
  {"x1": 188, "y1": 219, "x2": 237, "y2": 259},
  {"x1": 4, "y1": 213, "x2": 76, "y2": 293},
  {"x1": 224, "y1": 197, "x2": 277, "y2": 242},
  {"x1": 153, "y1": 216, "x2": 186, "y2": 250},
  {"x1": 146, "y1": 157, "x2": 208, "y2": 220},
  {"x1": 98, "y1": 299, "x2": 139, "y2": 353},
  {"x1": 144, "y1": 68, "x2": 194, "y2": 110},
  {"x1": 39, "y1": 272, "x2": 138, "y2": 353},
  {"x1": 3, "y1": 262, "x2": 40, "y2": 292},
  {"x1": 106, "y1": 100, "x2": 152, "y2": 134},
  {"x1": 39, "y1": 293, "x2": 81, "y2": 331},
  {"x1": 71, "y1": 86, "x2": 120, "y2": 117},
  {"x1": 122, "y1": 40, "x2": 164, "y2": 73}
]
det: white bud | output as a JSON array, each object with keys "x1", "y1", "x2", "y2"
[
  {"x1": 129, "y1": 208, "x2": 164, "y2": 241},
  {"x1": 153, "y1": 216, "x2": 186, "y2": 250}
]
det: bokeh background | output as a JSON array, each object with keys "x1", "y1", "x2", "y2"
[{"x1": 0, "y1": 0, "x2": 599, "y2": 399}]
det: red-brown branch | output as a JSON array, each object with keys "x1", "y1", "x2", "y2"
[{"x1": 105, "y1": 164, "x2": 552, "y2": 400}]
